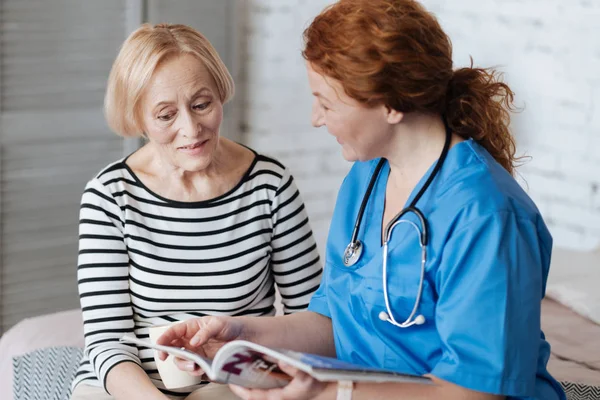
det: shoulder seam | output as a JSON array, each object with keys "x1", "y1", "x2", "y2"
[
  {"x1": 256, "y1": 154, "x2": 286, "y2": 170},
  {"x1": 96, "y1": 159, "x2": 128, "y2": 180}
]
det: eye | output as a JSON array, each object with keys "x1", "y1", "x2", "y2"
[
  {"x1": 193, "y1": 102, "x2": 211, "y2": 111},
  {"x1": 157, "y1": 113, "x2": 176, "y2": 121}
]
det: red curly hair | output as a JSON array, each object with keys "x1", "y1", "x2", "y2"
[{"x1": 302, "y1": 0, "x2": 518, "y2": 175}]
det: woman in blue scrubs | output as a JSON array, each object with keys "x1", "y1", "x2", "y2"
[{"x1": 157, "y1": 1, "x2": 566, "y2": 399}]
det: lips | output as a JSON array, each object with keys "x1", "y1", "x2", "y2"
[{"x1": 178, "y1": 140, "x2": 206, "y2": 150}]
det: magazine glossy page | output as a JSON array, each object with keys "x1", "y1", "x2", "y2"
[
  {"x1": 119, "y1": 335, "x2": 215, "y2": 378},
  {"x1": 216, "y1": 340, "x2": 432, "y2": 385},
  {"x1": 212, "y1": 342, "x2": 292, "y2": 388}
]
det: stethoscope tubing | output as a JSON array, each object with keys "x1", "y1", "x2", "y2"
[
  {"x1": 344, "y1": 118, "x2": 453, "y2": 328},
  {"x1": 382, "y1": 219, "x2": 427, "y2": 328}
]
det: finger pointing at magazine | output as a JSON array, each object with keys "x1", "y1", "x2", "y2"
[
  {"x1": 122, "y1": 330, "x2": 429, "y2": 391},
  {"x1": 156, "y1": 316, "x2": 246, "y2": 362}
]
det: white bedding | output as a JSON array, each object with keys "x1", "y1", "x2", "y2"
[
  {"x1": 546, "y1": 247, "x2": 600, "y2": 325},
  {"x1": 0, "y1": 309, "x2": 84, "y2": 400}
]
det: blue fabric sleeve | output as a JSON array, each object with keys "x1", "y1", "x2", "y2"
[
  {"x1": 430, "y1": 211, "x2": 546, "y2": 397},
  {"x1": 307, "y1": 264, "x2": 331, "y2": 318}
]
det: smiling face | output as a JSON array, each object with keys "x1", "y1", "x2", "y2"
[
  {"x1": 138, "y1": 53, "x2": 224, "y2": 172},
  {"x1": 306, "y1": 62, "x2": 397, "y2": 162}
]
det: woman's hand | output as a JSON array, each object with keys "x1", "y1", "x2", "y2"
[
  {"x1": 229, "y1": 362, "x2": 331, "y2": 400},
  {"x1": 155, "y1": 316, "x2": 247, "y2": 375}
]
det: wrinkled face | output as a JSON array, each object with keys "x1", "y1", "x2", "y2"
[
  {"x1": 306, "y1": 62, "x2": 392, "y2": 162},
  {"x1": 139, "y1": 54, "x2": 223, "y2": 172}
]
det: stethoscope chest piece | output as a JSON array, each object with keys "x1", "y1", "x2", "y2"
[{"x1": 343, "y1": 240, "x2": 363, "y2": 267}]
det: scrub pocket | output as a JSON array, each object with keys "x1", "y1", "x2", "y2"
[{"x1": 359, "y1": 277, "x2": 436, "y2": 371}]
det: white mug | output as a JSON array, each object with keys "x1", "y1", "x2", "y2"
[{"x1": 148, "y1": 324, "x2": 204, "y2": 389}]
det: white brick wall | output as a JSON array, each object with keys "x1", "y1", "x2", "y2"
[
  {"x1": 421, "y1": 0, "x2": 600, "y2": 250},
  {"x1": 240, "y1": 0, "x2": 348, "y2": 255},
  {"x1": 240, "y1": 0, "x2": 600, "y2": 253}
]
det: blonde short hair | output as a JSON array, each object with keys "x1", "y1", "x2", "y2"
[{"x1": 105, "y1": 23, "x2": 235, "y2": 137}]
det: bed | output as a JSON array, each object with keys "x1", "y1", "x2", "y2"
[
  {"x1": 1, "y1": 249, "x2": 599, "y2": 400},
  {"x1": 542, "y1": 299, "x2": 600, "y2": 386},
  {"x1": 543, "y1": 246, "x2": 600, "y2": 391},
  {"x1": 0, "y1": 309, "x2": 84, "y2": 400},
  {"x1": 1, "y1": 299, "x2": 598, "y2": 400}
]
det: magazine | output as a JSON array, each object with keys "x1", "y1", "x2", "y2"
[{"x1": 120, "y1": 334, "x2": 432, "y2": 389}]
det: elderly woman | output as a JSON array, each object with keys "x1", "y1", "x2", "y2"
[{"x1": 70, "y1": 24, "x2": 322, "y2": 400}]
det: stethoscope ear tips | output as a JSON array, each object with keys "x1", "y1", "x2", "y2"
[
  {"x1": 378, "y1": 311, "x2": 389, "y2": 321},
  {"x1": 378, "y1": 311, "x2": 426, "y2": 326}
]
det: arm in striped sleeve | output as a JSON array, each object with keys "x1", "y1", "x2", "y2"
[
  {"x1": 269, "y1": 169, "x2": 323, "y2": 314},
  {"x1": 77, "y1": 178, "x2": 141, "y2": 392}
]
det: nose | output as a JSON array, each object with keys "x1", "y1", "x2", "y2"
[
  {"x1": 311, "y1": 99, "x2": 325, "y2": 128},
  {"x1": 180, "y1": 109, "x2": 200, "y2": 138}
]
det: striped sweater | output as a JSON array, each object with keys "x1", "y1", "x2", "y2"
[{"x1": 72, "y1": 152, "x2": 323, "y2": 396}]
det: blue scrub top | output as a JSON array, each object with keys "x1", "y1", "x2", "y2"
[{"x1": 308, "y1": 140, "x2": 566, "y2": 399}]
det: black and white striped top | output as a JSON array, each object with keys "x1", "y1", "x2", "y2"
[{"x1": 72, "y1": 152, "x2": 323, "y2": 396}]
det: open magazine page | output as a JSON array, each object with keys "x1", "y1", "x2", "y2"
[
  {"x1": 216, "y1": 341, "x2": 431, "y2": 385},
  {"x1": 282, "y1": 351, "x2": 431, "y2": 384},
  {"x1": 211, "y1": 343, "x2": 292, "y2": 388},
  {"x1": 119, "y1": 335, "x2": 215, "y2": 379},
  {"x1": 120, "y1": 334, "x2": 292, "y2": 388},
  {"x1": 120, "y1": 335, "x2": 430, "y2": 388}
]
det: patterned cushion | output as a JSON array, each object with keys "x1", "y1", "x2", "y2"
[
  {"x1": 13, "y1": 347, "x2": 83, "y2": 400},
  {"x1": 561, "y1": 381, "x2": 600, "y2": 400}
]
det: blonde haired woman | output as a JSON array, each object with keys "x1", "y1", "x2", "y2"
[{"x1": 70, "y1": 24, "x2": 322, "y2": 400}]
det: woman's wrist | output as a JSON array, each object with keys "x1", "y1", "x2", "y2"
[
  {"x1": 106, "y1": 361, "x2": 167, "y2": 400},
  {"x1": 237, "y1": 316, "x2": 260, "y2": 343},
  {"x1": 238, "y1": 315, "x2": 286, "y2": 347}
]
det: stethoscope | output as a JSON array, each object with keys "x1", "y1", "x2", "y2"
[{"x1": 343, "y1": 121, "x2": 452, "y2": 328}]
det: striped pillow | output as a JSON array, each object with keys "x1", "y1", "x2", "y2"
[
  {"x1": 561, "y1": 381, "x2": 600, "y2": 400},
  {"x1": 13, "y1": 347, "x2": 82, "y2": 400}
]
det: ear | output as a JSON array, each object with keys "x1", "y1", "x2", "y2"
[{"x1": 384, "y1": 106, "x2": 404, "y2": 125}]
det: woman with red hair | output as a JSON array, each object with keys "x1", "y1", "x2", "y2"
[{"x1": 157, "y1": 1, "x2": 566, "y2": 399}]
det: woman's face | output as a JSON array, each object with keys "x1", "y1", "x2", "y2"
[
  {"x1": 306, "y1": 62, "x2": 393, "y2": 162},
  {"x1": 139, "y1": 54, "x2": 223, "y2": 172}
]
